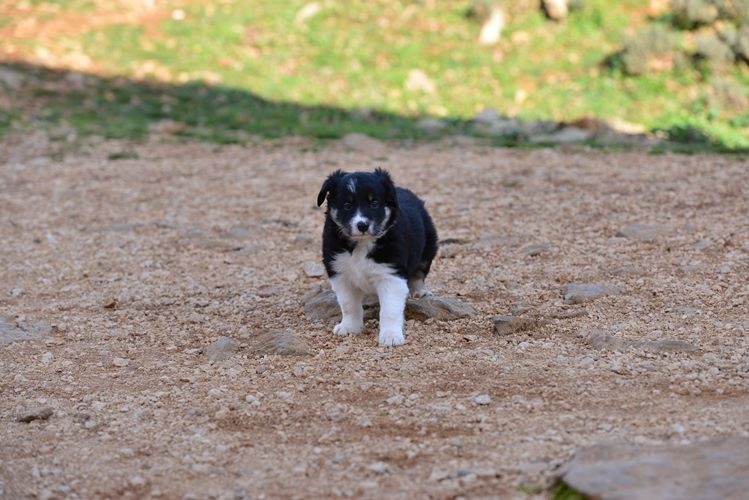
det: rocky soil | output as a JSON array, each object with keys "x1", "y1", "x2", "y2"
[{"x1": 1, "y1": 132, "x2": 748, "y2": 499}]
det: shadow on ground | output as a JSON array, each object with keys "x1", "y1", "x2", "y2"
[
  {"x1": 0, "y1": 60, "x2": 745, "y2": 153},
  {"x1": 0, "y1": 61, "x2": 477, "y2": 145}
]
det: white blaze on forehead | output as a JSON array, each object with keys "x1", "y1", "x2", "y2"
[{"x1": 347, "y1": 178, "x2": 356, "y2": 193}]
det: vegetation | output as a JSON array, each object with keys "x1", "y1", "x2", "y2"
[{"x1": 0, "y1": 0, "x2": 747, "y2": 150}]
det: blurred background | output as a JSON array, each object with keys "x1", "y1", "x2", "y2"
[{"x1": 0, "y1": 0, "x2": 747, "y2": 150}]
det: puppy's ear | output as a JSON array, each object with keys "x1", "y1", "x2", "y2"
[
  {"x1": 317, "y1": 170, "x2": 346, "y2": 207},
  {"x1": 374, "y1": 168, "x2": 398, "y2": 209}
]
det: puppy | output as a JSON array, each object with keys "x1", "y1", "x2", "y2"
[{"x1": 317, "y1": 168, "x2": 438, "y2": 346}]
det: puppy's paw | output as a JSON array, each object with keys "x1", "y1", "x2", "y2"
[
  {"x1": 333, "y1": 321, "x2": 362, "y2": 336},
  {"x1": 410, "y1": 289, "x2": 432, "y2": 299},
  {"x1": 378, "y1": 329, "x2": 405, "y2": 347}
]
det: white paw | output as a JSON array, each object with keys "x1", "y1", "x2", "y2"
[
  {"x1": 333, "y1": 321, "x2": 362, "y2": 336},
  {"x1": 378, "y1": 329, "x2": 405, "y2": 346}
]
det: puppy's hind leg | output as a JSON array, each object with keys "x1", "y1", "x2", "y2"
[
  {"x1": 331, "y1": 276, "x2": 364, "y2": 336},
  {"x1": 376, "y1": 275, "x2": 409, "y2": 346}
]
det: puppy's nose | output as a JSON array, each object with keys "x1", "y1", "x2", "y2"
[{"x1": 357, "y1": 221, "x2": 369, "y2": 233}]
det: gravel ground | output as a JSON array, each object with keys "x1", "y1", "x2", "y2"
[{"x1": 1, "y1": 133, "x2": 748, "y2": 499}]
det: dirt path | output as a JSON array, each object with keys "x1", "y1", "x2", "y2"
[{"x1": 1, "y1": 134, "x2": 748, "y2": 499}]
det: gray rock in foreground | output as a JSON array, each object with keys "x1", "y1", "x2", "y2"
[
  {"x1": 493, "y1": 315, "x2": 546, "y2": 335},
  {"x1": 1, "y1": 316, "x2": 51, "y2": 345},
  {"x1": 558, "y1": 437, "x2": 749, "y2": 500},
  {"x1": 203, "y1": 336, "x2": 239, "y2": 361},
  {"x1": 17, "y1": 406, "x2": 54, "y2": 423},
  {"x1": 303, "y1": 287, "x2": 474, "y2": 322},
  {"x1": 247, "y1": 330, "x2": 311, "y2": 356},
  {"x1": 562, "y1": 283, "x2": 621, "y2": 304}
]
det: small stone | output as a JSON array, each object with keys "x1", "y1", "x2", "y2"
[
  {"x1": 1, "y1": 316, "x2": 49, "y2": 345},
  {"x1": 129, "y1": 475, "x2": 147, "y2": 488},
  {"x1": 257, "y1": 285, "x2": 280, "y2": 298},
  {"x1": 103, "y1": 297, "x2": 117, "y2": 309},
  {"x1": 41, "y1": 352, "x2": 53, "y2": 364},
  {"x1": 474, "y1": 394, "x2": 491, "y2": 405},
  {"x1": 368, "y1": 461, "x2": 390, "y2": 474},
  {"x1": 202, "y1": 336, "x2": 240, "y2": 361},
  {"x1": 493, "y1": 315, "x2": 546, "y2": 335},
  {"x1": 587, "y1": 333, "x2": 630, "y2": 351},
  {"x1": 521, "y1": 243, "x2": 559, "y2": 257},
  {"x1": 16, "y1": 406, "x2": 54, "y2": 423},
  {"x1": 386, "y1": 394, "x2": 404, "y2": 405},
  {"x1": 562, "y1": 283, "x2": 621, "y2": 304},
  {"x1": 616, "y1": 223, "x2": 668, "y2": 242},
  {"x1": 113, "y1": 357, "x2": 130, "y2": 367},
  {"x1": 246, "y1": 330, "x2": 311, "y2": 356},
  {"x1": 303, "y1": 261, "x2": 325, "y2": 278},
  {"x1": 633, "y1": 339, "x2": 699, "y2": 354}
]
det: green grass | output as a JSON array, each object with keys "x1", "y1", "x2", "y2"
[
  {"x1": 552, "y1": 481, "x2": 586, "y2": 500},
  {"x1": 1, "y1": 0, "x2": 748, "y2": 151}
]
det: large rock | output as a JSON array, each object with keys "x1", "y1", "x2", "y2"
[
  {"x1": 0, "y1": 316, "x2": 50, "y2": 345},
  {"x1": 558, "y1": 437, "x2": 749, "y2": 500},
  {"x1": 303, "y1": 287, "x2": 474, "y2": 322},
  {"x1": 562, "y1": 283, "x2": 621, "y2": 304},
  {"x1": 406, "y1": 295, "x2": 475, "y2": 321}
]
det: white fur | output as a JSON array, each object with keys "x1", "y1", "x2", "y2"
[
  {"x1": 351, "y1": 210, "x2": 370, "y2": 236},
  {"x1": 331, "y1": 241, "x2": 408, "y2": 346},
  {"x1": 347, "y1": 178, "x2": 356, "y2": 193}
]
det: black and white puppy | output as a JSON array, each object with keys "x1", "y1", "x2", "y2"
[{"x1": 317, "y1": 168, "x2": 438, "y2": 346}]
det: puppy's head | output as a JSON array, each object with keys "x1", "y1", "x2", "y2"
[{"x1": 317, "y1": 168, "x2": 398, "y2": 240}]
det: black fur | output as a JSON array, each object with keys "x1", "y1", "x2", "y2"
[{"x1": 317, "y1": 169, "x2": 438, "y2": 281}]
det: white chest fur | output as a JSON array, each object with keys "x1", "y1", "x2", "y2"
[{"x1": 331, "y1": 241, "x2": 395, "y2": 294}]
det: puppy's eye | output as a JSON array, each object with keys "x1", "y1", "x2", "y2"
[
  {"x1": 343, "y1": 202, "x2": 353, "y2": 211},
  {"x1": 370, "y1": 200, "x2": 380, "y2": 208}
]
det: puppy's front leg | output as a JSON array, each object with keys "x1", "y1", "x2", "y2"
[
  {"x1": 376, "y1": 276, "x2": 409, "y2": 346},
  {"x1": 331, "y1": 276, "x2": 364, "y2": 336}
]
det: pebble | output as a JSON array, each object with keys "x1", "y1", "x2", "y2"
[
  {"x1": 493, "y1": 315, "x2": 545, "y2": 335},
  {"x1": 113, "y1": 357, "x2": 130, "y2": 367},
  {"x1": 16, "y1": 406, "x2": 54, "y2": 423},
  {"x1": 474, "y1": 394, "x2": 491, "y2": 405},
  {"x1": 521, "y1": 243, "x2": 558, "y2": 257},
  {"x1": 246, "y1": 330, "x2": 311, "y2": 356},
  {"x1": 303, "y1": 261, "x2": 325, "y2": 278},
  {"x1": 616, "y1": 223, "x2": 668, "y2": 242},
  {"x1": 562, "y1": 283, "x2": 621, "y2": 304},
  {"x1": 367, "y1": 461, "x2": 390, "y2": 474},
  {"x1": 202, "y1": 336, "x2": 239, "y2": 361}
]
